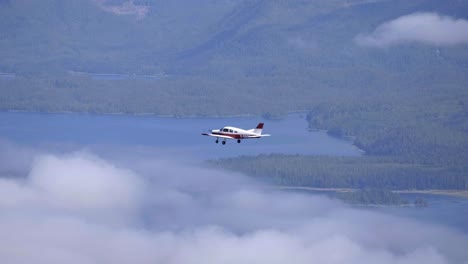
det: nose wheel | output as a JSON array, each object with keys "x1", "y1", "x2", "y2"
[
  {"x1": 215, "y1": 139, "x2": 219, "y2": 144},
  {"x1": 237, "y1": 139, "x2": 241, "y2": 143}
]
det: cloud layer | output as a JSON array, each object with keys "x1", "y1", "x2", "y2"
[
  {"x1": 93, "y1": 0, "x2": 149, "y2": 19},
  {"x1": 0, "y1": 147, "x2": 467, "y2": 264},
  {"x1": 355, "y1": 13, "x2": 468, "y2": 48}
]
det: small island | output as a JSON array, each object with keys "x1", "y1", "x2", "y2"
[{"x1": 335, "y1": 189, "x2": 428, "y2": 207}]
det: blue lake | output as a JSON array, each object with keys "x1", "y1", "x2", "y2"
[
  {"x1": 375, "y1": 193, "x2": 468, "y2": 234},
  {"x1": 0, "y1": 112, "x2": 362, "y2": 159},
  {"x1": 0, "y1": 111, "x2": 466, "y2": 233},
  {"x1": 90, "y1": 73, "x2": 168, "y2": 80},
  {"x1": 292, "y1": 189, "x2": 468, "y2": 234},
  {"x1": 68, "y1": 71, "x2": 169, "y2": 80},
  {"x1": 0, "y1": 73, "x2": 15, "y2": 80}
]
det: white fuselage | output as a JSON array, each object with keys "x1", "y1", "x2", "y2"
[
  {"x1": 202, "y1": 122, "x2": 270, "y2": 144},
  {"x1": 211, "y1": 126, "x2": 261, "y2": 139}
]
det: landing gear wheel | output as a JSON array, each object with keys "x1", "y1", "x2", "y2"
[
  {"x1": 222, "y1": 141, "x2": 226, "y2": 145},
  {"x1": 215, "y1": 139, "x2": 219, "y2": 144},
  {"x1": 237, "y1": 139, "x2": 241, "y2": 143}
]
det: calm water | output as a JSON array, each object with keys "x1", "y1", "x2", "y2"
[
  {"x1": 0, "y1": 111, "x2": 466, "y2": 233},
  {"x1": 0, "y1": 112, "x2": 362, "y2": 159},
  {"x1": 90, "y1": 73, "x2": 168, "y2": 80},
  {"x1": 69, "y1": 71, "x2": 168, "y2": 80},
  {"x1": 374, "y1": 193, "x2": 468, "y2": 234},
  {"x1": 0, "y1": 73, "x2": 15, "y2": 80},
  {"x1": 293, "y1": 189, "x2": 468, "y2": 234}
]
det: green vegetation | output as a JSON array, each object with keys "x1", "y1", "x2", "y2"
[
  {"x1": 414, "y1": 197, "x2": 429, "y2": 207},
  {"x1": 336, "y1": 189, "x2": 409, "y2": 206},
  {"x1": 1, "y1": 0, "x2": 467, "y2": 118},
  {"x1": 0, "y1": 75, "x2": 321, "y2": 116},
  {"x1": 336, "y1": 189, "x2": 430, "y2": 206},
  {"x1": 1, "y1": 0, "x2": 467, "y2": 193},
  {"x1": 306, "y1": 99, "x2": 468, "y2": 167},
  {"x1": 210, "y1": 155, "x2": 468, "y2": 190}
]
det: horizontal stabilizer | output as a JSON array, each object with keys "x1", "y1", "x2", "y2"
[{"x1": 202, "y1": 133, "x2": 235, "y2": 139}]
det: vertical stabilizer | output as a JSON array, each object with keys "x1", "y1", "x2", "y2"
[{"x1": 253, "y1": 123, "x2": 264, "y2": 134}]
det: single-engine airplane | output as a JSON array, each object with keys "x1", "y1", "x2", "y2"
[{"x1": 202, "y1": 123, "x2": 270, "y2": 145}]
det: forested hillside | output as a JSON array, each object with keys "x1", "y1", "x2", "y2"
[
  {"x1": 211, "y1": 155, "x2": 468, "y2": 191},
  {"x1": 1, "y1": 0, "x2": 468, "y2": 191},
  {"x1": 1, "y1": 0, "x2": 467, "y2": 116}
]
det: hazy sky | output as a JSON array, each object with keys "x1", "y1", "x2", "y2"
[
  {"x1": 355, "y1": 12, "x2": 468, "y2": 48},
  {"x1": 0, "y1": 141, "x2": 467, "y2": 264}
]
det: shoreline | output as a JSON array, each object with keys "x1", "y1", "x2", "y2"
[
  {"x1": 394, "y1": 189, "x2": 468, "y2": 198},
  {"x1": 272, "y1": 186, "x2": 468, "y2": 198},
  {"x1": 3, "y1": 109, "x2": 309, "y2": 119}
]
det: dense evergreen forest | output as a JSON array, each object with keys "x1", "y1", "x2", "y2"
[
  {"x1": 1, "y1": 0, "x2": 467, "y2": 118},
  {"x1": 211, "y1": 155, "x2": 468, "y2": 191},
  {"x1": 336, "y1": 189, "x2": 412, "y2": 206},
  {"x1": 1, "y1": 0, "x2": 467, "y2": 192}
]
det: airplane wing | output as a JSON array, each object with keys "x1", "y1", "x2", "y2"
[
  {"x1": 201, "y1": 133, "x2": 236, "y2": 139},
  {"x1": 245, "y1": 134, "x2": 271, "y2": 138}
]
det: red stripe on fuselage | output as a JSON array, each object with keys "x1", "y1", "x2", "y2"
[{"x1": 212, "y1": 132, "x2": 246, "y2": 139}]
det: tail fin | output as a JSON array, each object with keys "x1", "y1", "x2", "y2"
[{"x1": 253, "y1": 123, "x2": 264, "y2": 134}]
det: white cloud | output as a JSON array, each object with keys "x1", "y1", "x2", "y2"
[
  {"x1": 28, "y1": 153, "x2": 143, "y2": 211},
  {"x1": 355, "y1": 13, "x2": 468, "y2": 48},
  {"x1": 93, "y1": 0, "x2": 149, "y2": 19},
  {"x1": 287, "y1": 36, "x2": 319, "y2": 53},
  {"x1": 0, "y1": 148, "x2": 467, "y2": 264}
]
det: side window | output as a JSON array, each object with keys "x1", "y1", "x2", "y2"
[
  {"x1": 229, "y1": 129, "x2": 233, "y2": 133},
  {"x1": 223, "y1": 128, "x2": 229, "y2": 132}
]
